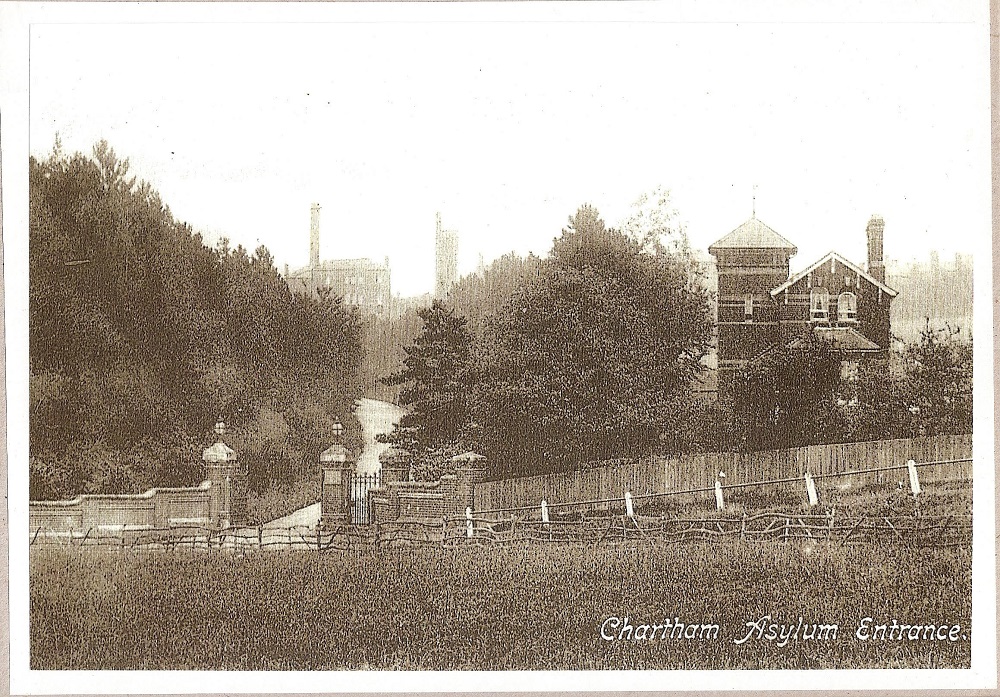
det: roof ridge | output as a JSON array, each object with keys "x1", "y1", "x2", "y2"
[
  {"x1": 708, "y1": 216, "x2": 798, "y2": 252},
  {"x1": 770, "y1": 251, "x2": 899, "y2": 297}
]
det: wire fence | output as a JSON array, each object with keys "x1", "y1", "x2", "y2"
[{"x1": 472, "y1": 456, "x2": 972, "y2": 515}]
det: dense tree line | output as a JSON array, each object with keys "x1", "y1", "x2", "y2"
[
  {"x1": 381, "y1": 203, "x2": 716, "y2": 479},
  {"x1": 726, "y1": 320, "x2": 973, "y2": 452},
  {"x1": 29, "y1": 142, "x2": 362, "y2": 500}
]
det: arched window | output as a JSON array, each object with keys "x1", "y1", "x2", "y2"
[
  {"x1": 837, "y1": 292, "x2": 857, "y2": 323},
  {"x1": 810, "y1": 288, "x2": 830, "y2": 321}
]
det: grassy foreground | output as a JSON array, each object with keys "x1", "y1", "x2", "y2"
[{"x1": 31, "y1": 541, "x2": 971, "y2": 670}]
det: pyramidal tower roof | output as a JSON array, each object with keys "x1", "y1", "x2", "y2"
[{"x1": 708, "y1": 216, "x2": 798, "y2": 255}]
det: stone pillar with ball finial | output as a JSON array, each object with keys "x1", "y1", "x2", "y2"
[
  {"x1": 203, "y1": 419, "x2": 248, "y2": 529},
  {"x1": 319, "y1": 420, "x2": 355, "y2": 529}
]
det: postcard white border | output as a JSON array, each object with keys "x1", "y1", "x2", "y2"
[{"x1": 2, "y1": 1, "x2": 995, "y2": 693}]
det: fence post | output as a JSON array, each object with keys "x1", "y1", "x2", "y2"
[
  {"x1": 624, "y1": 491, "x2": 634, "y2": 518},
  {"x1": 714, "y1": 479, "x2": 725, "y2": 511},
  {"x1": 907, "y1": 459, "x2": 921, "y2": 497},
  {"x1": 783, "y1": 517, "x2": 790, "y2": 541},
  {"x1": 805, "y1": 472, "x2": 819, "y2": 506},
  {"x1": 466, "y1": 507, "x2": 474, "y2": 539}
]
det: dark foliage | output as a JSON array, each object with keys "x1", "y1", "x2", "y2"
[
  {"x1": 468, "y1": 205, "x2": 714, "y2": 477},
  {"x1": 378, "y1": 301, "x2": 473, "y2": 476},
  {"x1": 725, "y1": 321, "x2": 973, "y2": 452},
  {"x1": 29, "y1": 142, "x2": 362, "y2": 500}
]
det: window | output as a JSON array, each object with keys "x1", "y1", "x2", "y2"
[
  {"x1": 837, "y1": 292, "x2": 857, "y2": 323},
  {"x1": 744, "y1": 294, "x2": 753, "y2": 322},
  {"x1": 840, "y1": 360, "x2": 860, "y2": 382},
  {"x1": 810, "y1": 289, "x2": 830, "y2": 321}
]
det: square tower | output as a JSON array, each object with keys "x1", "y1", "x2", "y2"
[{"x1": 708, "y1": 216, "x2": 797, "y2": 381}]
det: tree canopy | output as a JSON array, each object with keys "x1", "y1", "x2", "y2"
[
  {"x1": 29, "y1": 142, "x2": 362, "y2": 500},
  {"x1": 381, "y1": 301, "x2": 473, "y2": 453},
  {"x1": 465, "y1": 205, "x2": 713, "y2": 476}
]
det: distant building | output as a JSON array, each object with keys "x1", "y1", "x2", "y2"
[
  {"x1": 885, "y1": 251, "x2": 973, "y2": 342},
  {"x1": 435, "y1": 212, "x2": 458, "y2": 298},
  {"x1": 286, "y1": 203, "x2": 392, "y2": 315},
  {"x1": 708, "y1": 214, "x2": 898, "y2": 390}
]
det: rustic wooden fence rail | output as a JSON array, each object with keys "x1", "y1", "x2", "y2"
[
  {"x1": 444, "y1": 511, "x2": 972, "y2": 548},
  {"x1": 27, "y1": 520, "x2": 451, "y2": 552},
  {"x1": 29, "y1": 511, "x2": 971, "y2": 552},
  {"x1": 473, "y1": 434, "x2": 972, "y2": 515}
]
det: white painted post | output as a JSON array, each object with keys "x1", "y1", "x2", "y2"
[
  {"x1": 805, "y1": 472, "x2": 819, "y2": 506},
  {"x1": 907, "y1": 460, "x2": 921, "y2": 497},
  {"x1": 541, "y1": 499, "x2": 549, "y2": 524},
  {"x1": 465, "y1": 506, "x2": 473, "y2": 538},
  {"x1": 714, "y1": 480, "x2": 724, "y2": 511},
  {"x1": 624, "y1": 491, "x2": 634, "y2": 518}
]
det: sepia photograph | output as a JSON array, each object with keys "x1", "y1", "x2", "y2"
[{"x1": 2, "y1": 0, "x2": 995, "y2": 693}]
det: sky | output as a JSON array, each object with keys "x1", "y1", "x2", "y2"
[{"x1": 27, "y1": 7, "x2": 990, "y2": 297}]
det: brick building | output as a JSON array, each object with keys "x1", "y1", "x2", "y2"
[
  {"x1": 434, "y1": 212, "x2": 458, "y2": 299},
  {"x1": 709, "y1": 214, "x2": 898, "y2": 390},
  {"x1": 286, "y1": 203, "x2": 392, "y2": 315}
]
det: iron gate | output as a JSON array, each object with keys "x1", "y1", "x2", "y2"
[{"x1": 350, "y1": 471, "x2": 381, "y2": 525}]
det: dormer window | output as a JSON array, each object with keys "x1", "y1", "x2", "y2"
[
  {"x1": 810, "y1": 288, "x2": 830, "y2": 322},
  {"x1": 837, "y1": 292, "x2": 857, "y2": 323}
]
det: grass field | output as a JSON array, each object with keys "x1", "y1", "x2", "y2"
[{"x1": 31, "y1": 539, "x2": 971, "y2": 670}]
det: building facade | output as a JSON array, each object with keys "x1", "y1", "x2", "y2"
[
  {"x1": 434, "y1": 212, "x2": 458, "y2": 298},
  {"x1": 286, "y1": 203, "x2": 392, "y2": 315},
  {"x1": 709, "y1": 214, "x2": 898, "y2": 389}
]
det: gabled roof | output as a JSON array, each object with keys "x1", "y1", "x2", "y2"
[
  {"x1": 788, "y1": 327, "x2": 882, "y2": 352},
  {"x1": 708, "y1": 216, "x2": 798, "y2": 254},
  {"x1": 769, "y1": 251, "x2": 899, "y2": 298}
]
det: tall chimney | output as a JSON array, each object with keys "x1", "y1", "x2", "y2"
[
  {"x1": 866, "y1": 214, "x2": 885, "y2": 284},
  {"x1": 310, "y1": 203, "x2": 321, "y2": 270}
]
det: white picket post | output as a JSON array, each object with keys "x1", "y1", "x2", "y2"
[
  {"x1": 805, "y1": 472, "x2": 819, "y2": 506},
  {"x1": 907, "y1": 460, "x2": 921, "y2": 497},
  {"x1": 624, "y1": 490, "x2": 634, "y2": 518},
  {"x1": 541, "y1": 499, "x2": 549, "y2": 524},
  {"x1": 714, "y1": 479, "x2": 724, "y2": 511},
  {"x1": 465, "y1": 506, "x2": 473, "y2": 538}
]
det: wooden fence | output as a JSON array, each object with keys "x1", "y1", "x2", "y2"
[
  {"x1": 473, "y1": 434, "x2": 973, "y2": 515},
  {"x1": 445, "y1": 511, "x2": 972, "y2": 548},
  {"x1": 28, "y1": 520, "x2": 448, "y2": 553}
]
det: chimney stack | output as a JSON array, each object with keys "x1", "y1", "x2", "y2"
[
  {"x1": 310, "y1": 203, "x2": 321, "y2": 271},
  {"x1": 866, "y1": 214, "x2": 885, "y2": 284}
]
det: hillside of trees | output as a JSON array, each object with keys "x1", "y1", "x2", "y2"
[{"x1": 29, "y1": 142, "x2": 362, "y2": 504}]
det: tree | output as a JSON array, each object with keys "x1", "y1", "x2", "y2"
[
  {"x1": 728, "y1": 330, "x2": 844, "y2": 451},
  {"x1": 468, "y1": 205, "x2": 713, "y2": 477},
  {"x1": 29, "y1": 141, "x2": 363, "y2": 501},
  {"x1": 380, "y1": 301, "x2": 473, "y2": 469},
  {"x1": 619, "y1": 185, "x2": 692, "y2": 258},
  {"x1": 900, "y1": 321, "x2": 973, "y2": 436}
]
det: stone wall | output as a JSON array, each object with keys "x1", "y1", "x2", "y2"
[
  {"x1": 29, "y1": 480, "x2": 217, "y2": 534},
  {"x1": 370, "y1": 465, "x2": 485, "y2": 524},
  {"x1": 30, "y1": 424, "x2": 248, "y2": 535}
]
